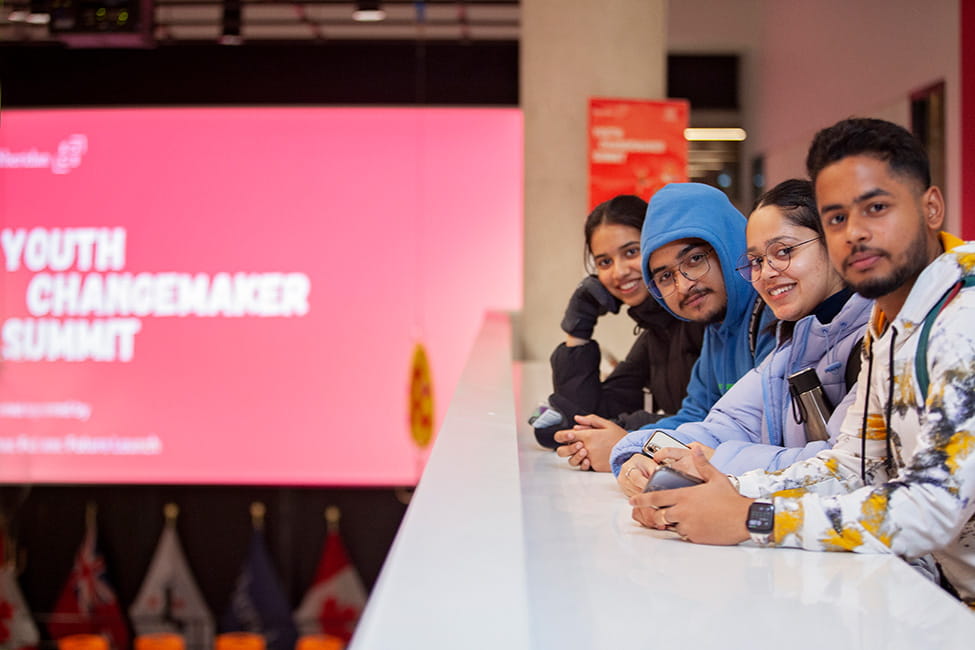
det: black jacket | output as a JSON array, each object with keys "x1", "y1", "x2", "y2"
[{"x1": 535, "y1": 298, "x2": 706, "y2": 448}]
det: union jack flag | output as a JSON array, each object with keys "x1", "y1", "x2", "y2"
[{"x1": 48, "y1": 506, "x2": 130, "y2": 650}]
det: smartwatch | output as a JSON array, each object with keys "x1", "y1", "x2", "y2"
[{"x1": 746, "y1": 499, "x2": 774, "y2": 545}]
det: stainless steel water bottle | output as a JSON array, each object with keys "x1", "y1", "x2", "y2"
[{"x1": 787, "y1": 367, "x2": 833, "y2": 442}]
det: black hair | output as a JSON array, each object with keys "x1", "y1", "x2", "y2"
[
  {"x1": 805, "y1": 117, "x2": 930, "y2": 190},
  {"x1": 753, "y1": 178, "x2": 822, "y2": 237},
  {"x1": 752, "y1": 178, "x2": 832, "y2": 342},
  {"x1": 583, "y1": 194, "x2": 647, "y2": 267}
]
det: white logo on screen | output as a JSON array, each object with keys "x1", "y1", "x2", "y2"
[
  {"x1": 51, "y1": 134, "x2": 88, "y2": 174},
  {"x1": 0, "y1": 134, "x2": 88, "y2": 174}
]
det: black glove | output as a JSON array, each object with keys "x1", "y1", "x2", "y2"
[{"x1": 560, "y1": 275, "x2": 622, "y2": 339}]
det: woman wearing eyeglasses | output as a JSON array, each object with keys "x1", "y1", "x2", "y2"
[{"x1": 614, "y1": 178, "x2": 873, "y2": 496}]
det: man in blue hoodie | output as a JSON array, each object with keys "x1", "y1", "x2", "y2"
[{"x1": 555, "y1": 183, "x2": 777, "y2": 472}]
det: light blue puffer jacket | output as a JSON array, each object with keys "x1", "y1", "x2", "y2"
[{"x1": 610, "y1": 292, "x2": 872, "y2": 475}]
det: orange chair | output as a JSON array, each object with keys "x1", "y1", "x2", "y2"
[
  {"x1": 214, "y1": 632, "x2": 265, "y2": 650},
  {"x1": 57, "y1": 635, "x2": 110, "y2": 650},
  {"x1": 295, "y1": 635, "x2": 344, "y2": 650},
  {"x1": 135, "y1": 634, "x2": 186, "y2": 650}
]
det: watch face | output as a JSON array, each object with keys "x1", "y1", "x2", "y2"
[{"x1": 747, "y1": 502, "x2": 775, "y2": 533}]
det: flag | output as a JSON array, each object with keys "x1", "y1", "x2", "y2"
[
  {"x1": 129, "y1": 506, "x2": 214, "y2": 650},
  {"x1": 0, "y1": 531, "x2": 39, "y2": 650},
  {"x1": 220, "y1": 522, "x2": 296, "y2": 650},
  {"x1": 293, "y1": 510, "x2": 366, "y2": 644},
  {"x1": 48, "y1": 506, "x2": 130, "y2": 650}
]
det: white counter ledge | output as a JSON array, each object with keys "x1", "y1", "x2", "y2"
[
  {"x1": 351, "y1": 312, "x2": 975, "y2": 649},
  {"x1": 349, "y1": 312, "x2": 531, "y2": 649}
]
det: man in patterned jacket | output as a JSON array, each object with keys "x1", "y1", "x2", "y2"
[{"x1": 630, "y1": 117, "x2": 975, "y2": 606}]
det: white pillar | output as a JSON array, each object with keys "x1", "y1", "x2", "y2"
[{"x1": 519, "y1": 0, "x2": 668, "y2": 361}]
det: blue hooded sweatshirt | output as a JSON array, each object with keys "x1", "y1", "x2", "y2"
[{"x1": 610, "y1": 183, "x2": 776, "y2": 475}]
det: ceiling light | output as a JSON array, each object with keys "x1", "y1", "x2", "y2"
[
  {"x1": 353, "y1": 1, "x2": 386, "y2": 22},
  {"x1": 9, "y1": 0, "x2": 51, "y2": 24},
  {"x1": 684, "y1": 128, "x2": 747, "y2": 142}
]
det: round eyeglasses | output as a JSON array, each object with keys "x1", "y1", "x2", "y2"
[
  {"x1": 735, "y1": 237, "x2": 821, "y2": 283},
  {"x1": 648, "y1": 247, "x2": 714, "y2": 299}
]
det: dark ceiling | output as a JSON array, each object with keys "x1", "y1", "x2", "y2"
[
  {"x1": 1, "y1": 0, "x2": 520, "y2": 46},
  {"x1": 0, "y1": 1, "x2": 743, "y2": 197}
]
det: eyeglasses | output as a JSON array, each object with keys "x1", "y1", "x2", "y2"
[
  {"x1": 648, "y1": 247, "x2": 714, "y2": 299},
  {"x1": 735, "y1": 237, "x2": 821, "y2": 283}
]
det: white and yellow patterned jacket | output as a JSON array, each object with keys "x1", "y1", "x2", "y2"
[{"x1": 736, "y1": 234, "x2": 975, "y2": 604}]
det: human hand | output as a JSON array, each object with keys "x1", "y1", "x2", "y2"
[
  {"x1": 560, "y1": 275, "x2": 623, "y2": 340},
  {"x1": 651, "y1": 442, "x2": 714, "y2": 479},
  {"x1": 553, "y1": 414, "x2": 627, "y2": 472},
  {"x1": 628, "y1": 448, "x2": 752, "y2": 545},
  {"x1": 617, "y1": 454, "x2": 658, "y2": 497}
]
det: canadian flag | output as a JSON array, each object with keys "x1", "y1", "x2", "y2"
[
  {"x1": 0, "y1": 532, "x2": 39, "y2": 650},
  {"x1": 293, "y1": 509, "x2": 366, "y2": 644}
]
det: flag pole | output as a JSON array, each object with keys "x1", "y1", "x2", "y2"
[
  {"x1": 250, "y1": 502, "x2": 266, "y2": 531},
  {"x1": 324, "y1": 506, "x2": 340, "y2": 534},
  {"x1": 85, "y1": 500, "x2": 97, "y2": 529}
]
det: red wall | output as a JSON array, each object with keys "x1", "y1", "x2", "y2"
[{"x1": 963, "y1": 0, "x2": 975, "y2": 239}]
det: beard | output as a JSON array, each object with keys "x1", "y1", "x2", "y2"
[
  {"x1": 677, "y1": 288, "x2": 727, "y2": 324},
  {"x1": 844, "y1": 225, "x2": 930, "y2": 300},
  {"x1": 703, "y1": 305, "x2": 727, "y2": 325}
]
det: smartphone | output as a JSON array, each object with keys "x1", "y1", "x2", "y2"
[
  {"x1": 641, "y1": 430, "x2": 690, "y2": 459},
  {"x1": 642, "y1": 465, "x2": 704, "y2": 493}
]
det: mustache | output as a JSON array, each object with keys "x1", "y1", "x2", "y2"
[
  {"x1": 679, "y1": 287, "x2": 709, "y2": 308},
  {"x1": 843, "y1": 245, "x2": 888, "y2": 270}
]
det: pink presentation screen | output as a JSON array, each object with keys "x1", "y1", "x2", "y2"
[{"x1": 0, "y1": 107, "x2": 523, "y2": 486}]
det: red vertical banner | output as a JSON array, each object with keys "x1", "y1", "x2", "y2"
[
  {"x1": 588, "y1": 98, "x2": 689, "y2": 209},
  {"x1": 963, "y1": 0, "x2": 975, "y2": 239}
]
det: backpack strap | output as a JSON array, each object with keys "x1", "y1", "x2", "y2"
[
  {"x1": 748, "y1": 295, "x2": 768, "y2": 359},
  {"x1": 916, "y1": 277, "x2": 975, "y2": 398},
  {"x1": 844, "y1": 337, "x2": 864, "y2": 393}
]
